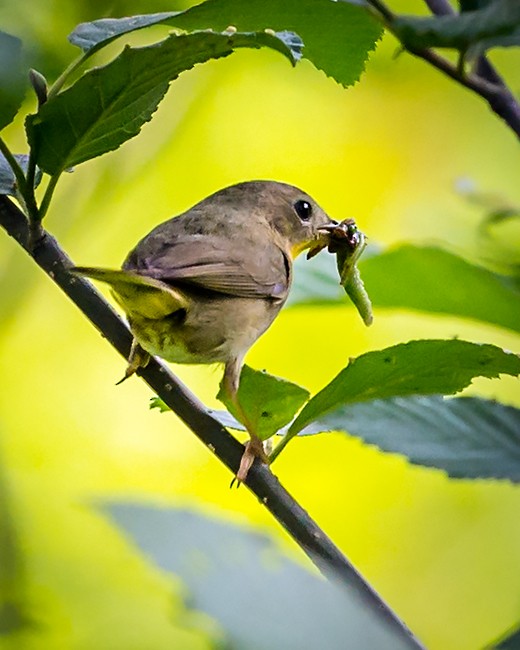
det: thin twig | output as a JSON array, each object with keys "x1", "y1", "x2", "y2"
[
  {"x1": 366, "y1": 0, "x2": 520, "y2": 139},
  {"x1": 423, "y1": 0, "x2": 454, "y2": 15},
  {"x1": 423, "y1": 0, "x2": 517, "y2": 96},
  {"x1": 0, "y1": 195, "x2": 426, "y2": 650}
]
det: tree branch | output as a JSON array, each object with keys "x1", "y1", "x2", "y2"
[
  {"x1": 0, "y1": 195, "x2": 426, "y2": 649},
  {"x1": 367, "y1": 0, "x2": 520, "y2": 140},
  {"x1": 425, "y1": 0, "x2": 516, "y2": 93}
]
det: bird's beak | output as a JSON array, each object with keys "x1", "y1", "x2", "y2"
[
  {"x1": 306, "y1": 220, "x2": 339, "y2": 259},
  {"x1": 316, "y1": 220, "x2": 340, "y2": 233}
]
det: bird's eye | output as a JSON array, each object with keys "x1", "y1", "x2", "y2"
[{"x1": 294, "y1": 200, "x2": 312, "y2": 221}]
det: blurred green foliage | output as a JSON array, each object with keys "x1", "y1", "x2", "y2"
[{"x1": 1, "y1": 1, "x2": 520, "y2": 649}]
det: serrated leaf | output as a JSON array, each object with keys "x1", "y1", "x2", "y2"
[
  {"x1": 105, "y1": 503, "x2": 416, "y2": 650},
  {"x1": 68, "y1": 0, "x2": 382, "y2": 89},
  {"x1": 289, "y1": 339, "x2": 520, "y2": 435},
  {"x1": 217, "y1": 365, "x2": 309, "y2": 441},
  {"x1": 394, "y1": 0, "x2": 520, "y2": 53},
  {"x1": 290, "y1": 245, "x2": 520, "y2": 334},
  {"x1": 0, "y1": 31, "x2": 26, "y2": 130},
  {"x1": 27, "y1": 30, "x2": 300, "y2": 176},
  {"x1": 0, "y1": 153, "x2": 41, "y2": 196},
  {"x1": 308, "y1": 395, "x2": 520, "y2": 482}
]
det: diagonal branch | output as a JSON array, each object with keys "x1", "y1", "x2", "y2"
[
  {"x1": 367, "y1": 0, "x2": 520, "y2": 139},
  {"x1": 0, "y1": 195, "x2": 426, "y2": 649}
]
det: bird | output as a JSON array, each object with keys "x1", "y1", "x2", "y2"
[{"x1": 72, "y1": 180, "x2": 336, "y2": 481}]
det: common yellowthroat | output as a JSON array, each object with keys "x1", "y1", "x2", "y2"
[{"x1": 73, "y1": 181, "x2": 337, "y2": 480}]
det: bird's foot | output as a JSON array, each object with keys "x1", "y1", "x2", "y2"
[
  {"x1": 236, "y1": 436, "x2": 269, "y2": 484},
  {"x1": 116, "y1": 339, "x2": 150, "y2": 385}
]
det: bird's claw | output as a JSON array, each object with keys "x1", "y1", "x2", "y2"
[{"x1": 232, "y1": 437, "x2": 269, "y2": 486}]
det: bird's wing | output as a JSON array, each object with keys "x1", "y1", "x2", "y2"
[{"x1": 125, "y1": 236, "x2": 290, "y2": 300}]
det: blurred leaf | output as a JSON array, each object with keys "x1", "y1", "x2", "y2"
[
  {"x1": 217, "y1": 365, "x2": 309, "y2": 441},
  {"x1": 0, "y1": 31, "x2": 26, "y2": 130},
  {"x1": 394, "y1": 0, "x2": 520, "y2": 52},
  {"x1": 106, "y1": 503, "x2": 417, "y2": 650},
  {"x1": 289, "y1": 339, "x2": 520, "y2": 435},
  {"x1": 306, "y1": 395, "x2": 520, "y2": 481},
  {"x1": 0, "y1": 153, "x2": 41, "y2": 196},
  {"x1": 290, "y1": 245, "x2": 520, "y2": 334},
  {"x1": 361, "y1": 245, "x2": 520, "y2": 333},
  {"x1": 27, "y1": 29, "x2": 300, "y2": 176},
  {"x1": 491, "y1": 624, "x2": 520, "y2": 649},
  {"x1": 69, "y1": 0, "x2": 382, "y2": 88}
]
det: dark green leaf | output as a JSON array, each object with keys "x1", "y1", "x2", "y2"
[
  {"x1": 106, "y1": 503, "x2": 416, "y2": 650},
  {"x1": 394, "y1": 0, "x2": 520, "y2": 52},
  {"x1": 290, "y1": 245, "x2": 520, "y2": 334},
  {"x1": 0, "y1": 31, "x2": 26, "y2": 130},
  {"x1": 27, "y1": 30, "x2": 300, "y2": 176},
  {"x1": 308, "y1": 395, "x2": 520, "y2": 481},
  {"x1": 69, "y1": 0, "x2": 382, "y2": 88},
  {"x1": 0, "y1": 153, "x2": 41, "y2": 196},
  {"x1": 217, "y1": 365, "x2": 309, "y2": 441},
  {"x1": 289, "y1": 339, "x2": 520, "y2": 435}
]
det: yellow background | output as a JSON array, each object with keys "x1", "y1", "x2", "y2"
[{"x1": 1, "y1": 2, "x2": 519, "y2": 648}]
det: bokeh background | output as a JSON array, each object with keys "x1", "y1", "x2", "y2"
[{"x1": 1, "y1": 1, "x2": 519, "y2": 648}]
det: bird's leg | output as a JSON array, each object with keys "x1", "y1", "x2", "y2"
[
  {"x1": 116, "y1": 338, "x2": 150, "y2": 385},
  {"x1": 222, "y1": 359, "x2": 269, "y2": 483}
]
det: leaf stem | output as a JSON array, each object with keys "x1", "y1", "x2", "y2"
[
  {"x1": 0, "y1": 138, "x2": 40, "y2": 221},
  {"x1": 0, "y1": 138, "x2": 27, "y2": 196},
  {"x1": 38, "y1": 173, "x2": 61, "y2": 221},
  {"x1": 0, "y1": 195, "x2": 426, "y2": 650},
  {"x1": 47, "y1": 52, "x2": 90, "y2": 100},
  {"x1": 269, "y1": 431, "x2": 292, "y2": 464}
]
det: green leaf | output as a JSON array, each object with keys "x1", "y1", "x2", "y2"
[
  {"x1": 69, "y1": 0, "x2": 382, "y2": 88},
  {"x1": 0, "y1": 153, "x2": 41, "y2": 197},
  {"x1": 362, "y1": 245, "x2": 520, "y2": 333},
  {"x1": 26, "y1": 29, "x2": 300, "y2": 176},
  {"x1": 149, "y1": 396, "x2": 170, "y2": 413},
  {"x1": 289, "y1": 339, "x2": 520, "y2": 435},
  {"x1": 309, "y1": 395, "x2": 520, "y2": 482},
  {"x1": 68, "y1": 12, "x2": 181, "y2": 53},
  {"x1": 105, "y1": 503, "x2": 416, "y2": 650},
  {"x1": 289, "y1": 245, "x2": 520, "y2": 334},
  {"x1": 393, "y1": 0, "x2": 520, "y2": 53},
  {"x1": 217, "y1": 365, "x2": 309, "y2": 441},
  {"x1": 0, "y1": 31, "x2": 26, "y2": 130}
]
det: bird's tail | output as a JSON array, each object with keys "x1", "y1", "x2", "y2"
[{"x1": 71, "y1": 267, "x2": 189, "y2": 319}]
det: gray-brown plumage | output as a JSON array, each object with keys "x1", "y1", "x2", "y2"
[{"x1": 73, "y1": 180, "x2": 335, "y2": 480}]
